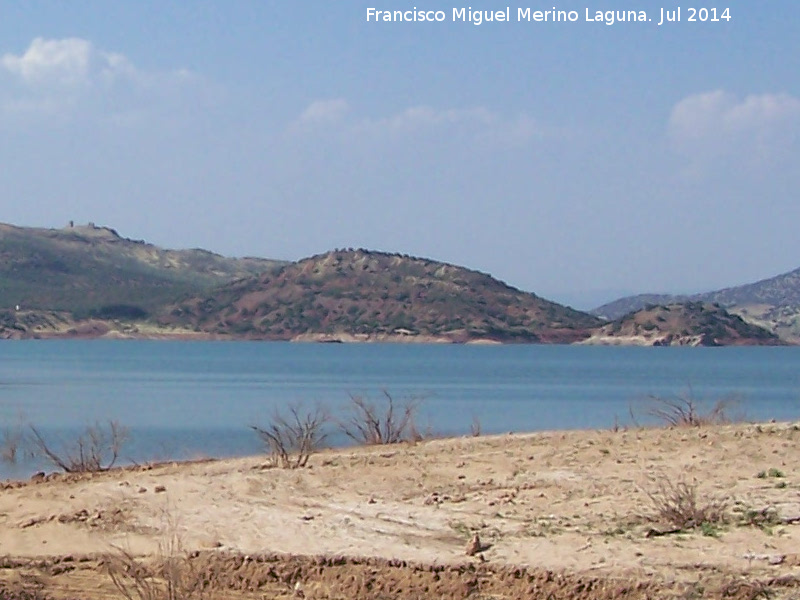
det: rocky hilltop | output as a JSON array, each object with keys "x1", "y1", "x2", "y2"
[
  {"x1": 158, "y1": 249, "x2": 602, "y2": 343},
  {"x1": 582, "y1": 302, "x2": 785, "y2": 346}
]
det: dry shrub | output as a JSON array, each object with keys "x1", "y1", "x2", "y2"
[
  {"x1": 643, "y1": 475, "x2": 728, "y2": 531},
  {"x1": 645, "y1": 389, "x2": 735, "y2": 427},
  {"x1": 29, "y1": 420, "x2": 128, "y2": 473},
  {"x1": 251, "y1": 404, "x2": 328, "y2": 469},
  {"x1": 719, "y1": 579, "x2": 773, "y2": 600},
  {"x1": 340, "y1": 391, "x2": 420, "y2": 445},
  {"x1": 106, "y1": 535, "x2": 211, "y2": 600},
  {"x1": 106, "y1": 508, "x2": 213, "y2": 600},
  {"x1": 470, "y1": 416, "x2": 482, "y2": 437},
  {"x1": 1, "y1": 425, "x2": 24, "y2": 464}
]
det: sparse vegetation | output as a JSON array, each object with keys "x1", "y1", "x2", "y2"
[
  {"x1": 29, "y1": 420, "x2": 128, "y2": 473},
  {"x1": 718, "y1": 580, "x2": 773, "y2": 600},
  {"x1": 644, "y1": 389, "x2": 734, "y2": 427},
  {"x1": 755, "y1": 467, "x2": 786, "y2": 479},
  {"x1": 339, "y1": 391, "x2": 421, "y2": 445},
  {"x1": 590, "y1": 302, "x2": 784, "y2": 346},
  {"x1": 106, "y1": 548, "x2": 212, "y2": 600},
  {"x1": 470, "y1": 416, "x2": 482, "y2": 437},
  {"x1": 105, "y1": 515, "x2": 213, "y2": 600},
  {"x1": 0, "y1": 425, "x2": 23, "y2": 464},
  {"x1": 3, "y1": 417, "x2": 800, "y2": 599},
  {"x1": 642, "y1": 475, "x2": 727, "y2": 532},
  {"x1": 0, "y1": 222, "x2": 283, "y2": 317},
  {"x1": 251, "y1": 404, "x2": 329, "y2": 469},
  {"x1": 699, "y1": 521, "x2": 722, "y2": 537},
  {"x1": 159, "y1": 248, "x2": 601, "y2": 342},
  {"x1": 735, "y1": 506, "x2": 782, "y2": 531}
]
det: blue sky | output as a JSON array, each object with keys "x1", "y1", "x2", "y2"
[{"x1": 0, "y1": 1, "x2": 798, "y2": 308}]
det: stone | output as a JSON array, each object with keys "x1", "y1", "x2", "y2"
[{"x1": 465, "y1": 533, "x2": 482, "y2": 556}]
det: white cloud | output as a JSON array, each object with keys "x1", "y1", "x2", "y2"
[
  {"x1": 364, "y1": 106, "x2": 496, "y2": 131},
  {"x1": 1, "y1": 37, "x2": 135, "y2": 88},
  {"x1": 291, "y1": 99, "x2": 540, "y2": 147},
  {"x1": 0, "y1": 37, "x2": 202, "y2": 122},
  {"x1": 668, "y1": 90, "x2": 800, "y2": 166},
  {"x1": 298, "y1": 98, "x2": 349, "y2": 124}
]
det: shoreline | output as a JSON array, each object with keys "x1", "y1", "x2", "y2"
[
  {"x1": 3, "y1": 422, "x2": 800, "y2": 597},
  {"x1": 3, "y1": 310, "x2": 790, "y2": 346},
  {"x1": 2, "y1": 330, "x2": 793, "y2": 345}
]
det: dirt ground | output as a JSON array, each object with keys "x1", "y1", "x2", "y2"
[{"x1": 3, "y1": 422, "x2": 800, "y2": 599}]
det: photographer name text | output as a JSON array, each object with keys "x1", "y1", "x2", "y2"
[{"x1": 365, "y1": 7, "x2": 732, "y2": 26}]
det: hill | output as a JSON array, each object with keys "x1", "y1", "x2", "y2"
[
  {"x1": 592, "y1": 294, "x2": 687, "y2": 321},
  {"x1": 582, "y1": 302, "x2": 785, "y2": 346},
  {"x1": 157, "y1": 249, "x2": 602, "y2": 343},
  {"x1": 592, "y1": 267, "x2": 800, "y2": 343},
  {"x1": 0, "y1": 222, "x2": 285, "y2": 316},
  {"x1": 0, "y1": 222, "x2": 788, "y2": 345},
  {"x1": 0, "y1": 309, "x2": 71, "y2": 340}
]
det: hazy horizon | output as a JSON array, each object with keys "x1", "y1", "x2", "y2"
[{"x1": 1, "y1": 2, "x2": 797, "y2": 308}]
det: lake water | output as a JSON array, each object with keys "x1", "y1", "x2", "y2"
[{"x1": 1, "y1": 341, "x2": 799, "y2": 479}]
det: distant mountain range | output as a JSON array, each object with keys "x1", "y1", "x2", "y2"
[
  {"x1": 0, "y1": 222, "x2": 789, "y2": 345},
  {"x1": 592, "y1": 267, "x2": 800, "y2": 343}
]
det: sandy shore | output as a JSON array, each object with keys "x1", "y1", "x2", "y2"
[{"x1": 3, "y1": 422, "x2": 800, "y2": 598}]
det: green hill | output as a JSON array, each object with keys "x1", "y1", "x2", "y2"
[{"x1": 0, "y1": 222, "x2": 285, "y2": 316}]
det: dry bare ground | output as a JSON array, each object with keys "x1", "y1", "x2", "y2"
[{"x1": 3, "y1": 422, "x2": 800, "y2": 598}]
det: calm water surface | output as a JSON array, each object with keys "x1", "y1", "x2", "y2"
[{"x1": 1, "y1": 341, "x2": 798, "y2": 478}]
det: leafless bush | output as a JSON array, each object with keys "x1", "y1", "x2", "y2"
[
  {"x1": 105, "y1": 520, "x2": 211, "y2": 600},
  {"x1": 339, "y1": 391, "x2": 420, "y2": 445},
  {"x1": 718, "y1": 580, "x2": 772, "y2": 600},
  {"x1": 251, "y1": 404, "x2": 329, "y2": 469},
  {"x1": 1, "y1": 425, "x2": 24, "y2": 464},
  {"x1": 470, "y1": 416, "x2": 482, "y2": 437},
  {"x1": 29, "y1": 420, "x2": 128, "y2": 473},
  {"x1": 643, "y1": 388, "x2": 735, "y2": 427},
  {"x1": 642, "y1": 475, "x2": 728, "y2": 531}
]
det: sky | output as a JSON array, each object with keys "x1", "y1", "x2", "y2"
[{"x1": 0, "y1": 1, "x2": 798, "y2": 309}]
